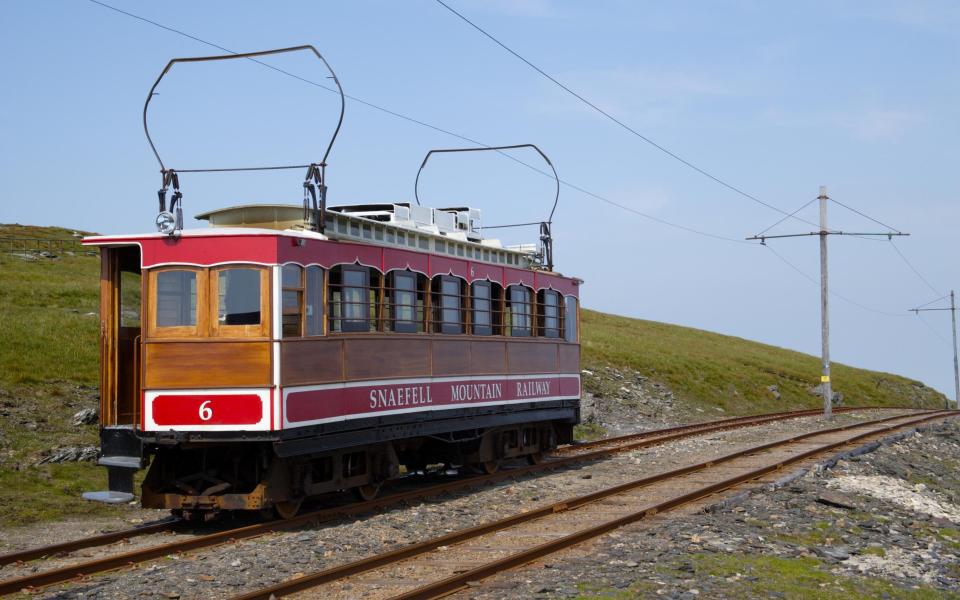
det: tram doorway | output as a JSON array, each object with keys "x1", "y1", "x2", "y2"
[{"x1": 99, "y1": 246, "x2": 142, "y2": 426}]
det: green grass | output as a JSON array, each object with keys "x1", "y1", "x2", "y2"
[
  {"x1": 577, "y1": 554, "x2": 957, "y2": 599},
  {"x1": 0, "y1": 224, "x2": 949, "y2": 526},
  {"x1": 580, "y1": 310, "x2": 946, "y2": 412}
]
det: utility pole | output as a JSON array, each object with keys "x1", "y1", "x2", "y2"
[
  {"x1": 818, "y1": 187, "x2": 832, "y2": 418},
  {"x1": 748, "y1": 186, "x2": 909, "y2": 418},
  {"x1": 910, "y1": 290, "x2": 960, "y2": 409}
]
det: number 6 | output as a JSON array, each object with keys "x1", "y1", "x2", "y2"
[{"x1": 199, "y1": 400, "x2": 213, "y2": 421}]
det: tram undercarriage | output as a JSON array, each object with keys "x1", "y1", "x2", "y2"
[{"x1": 141, "y1": 420, "x2": 571, "y2": 520}]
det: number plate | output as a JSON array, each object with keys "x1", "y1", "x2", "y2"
[{"x1": 152, "y1": 394, "x2": 262, "y2": 426}]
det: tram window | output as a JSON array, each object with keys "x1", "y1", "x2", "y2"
[
  {"x1": 390, "y1": 271, "x2": 419, "y2": 333},
  {"x1": 419, "y1": 237, "x2": 429, "y2": 250},
  {"x1": 305, "y1": 266, "x2": 324, "y2": 336},
  {"x1": 350, "y1": 222, "x2": 360, "y2": 237},
  {"x1": 156, "y1": 270, "x2": 197, "y2": 327},
  {"x1": 282, "y1": 265, "x2": 304, "y2": 337},
  {"x1": 218, "y1": 268, "x2": 261, "y2": 325},
  {"x1": 407, "y1": 235, "x2": 416, "y2": 248},
  {"x1": 374, "y1": 227, "x2": 384, "y2": 241},
  {"x1": 397, "y1": 231, "x2": 406, "y2": 245},
  {"x1": 386, "y1": 230, "x2": 396, "y2": 244},
  {"x1": 330, "y1": 266, "x2": 370, "y2": 333},
  {"x1": 337, "y1": 219, "x2": 347, "y2": 234},
  {"x1": 436, "y1": 240, "x2": 446, "y2": 253},
  {"x1": 471, "y1": 281, "x2": 493, "y2": 336},
  {"x1": 433, "y1": 276, "x2": 463, "y2": 334},
  {"x1": 362, "y1": 224, "x2": 372, "y2": 239},
  {"x1": 506, "y1": 285, "x2": 532, "y2": 337},
  {"x1": 538, "y1": 290, "x2": 560, "y2": 338},
  {"x1": 565, "y1": 296, "x2": 579, "y2": 342}
]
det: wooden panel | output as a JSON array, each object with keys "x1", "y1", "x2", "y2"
[
  {"x1": 558, "y1": 343, "x2": 580, "y2": 372},
  {"x1": 344, "y1": 337, "x2": 430, "y2": 380},
  {"x1": 281, "y1": 339, "x2": 344, "y2": 386},
  {"x1": 144, "y1": 341, "x2": 271, "y2": 389},
  {"x1": 507, "y1": 341, "x2": 558, "y2": 374},
  {"x1": 432, "y1": 340, "x2": 471, "y2": 376},
  {"x1": 470, "y1": 340, "x2": 506, "y2": 375}
]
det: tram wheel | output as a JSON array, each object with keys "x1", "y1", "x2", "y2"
[
  {"x1": 526, "y1": 451, "x2": 544, "y2": 465},
  {"x1": 483, "y1": 460, "x2": 501, "y2": 474},
  {"x1": 273, "y1": 498, "x2": 303, "y2": 520},
  {"x1": 354, "y1": 483, "x2": 381, "y2": 502}
]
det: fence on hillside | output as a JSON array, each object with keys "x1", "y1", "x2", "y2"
[{"x1": 0, "y1": 237, "x2": 86, "y2": 253}]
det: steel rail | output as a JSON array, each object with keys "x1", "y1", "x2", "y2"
[
  {"x1": 391, "y1": 410, "x2": 958, "y2": 600},
  {"x1": 0, "y1": 407, "x2": 836, "y2": 576},
  {"x1": 0, "y1": 407, "x2": 916, "y2": 595},
  {"x1": 0, "y1": 518, "x2": 179, "y2": 567},
  {"x1": 229, "y1": 410, "x2": 957, "y2": 600}
]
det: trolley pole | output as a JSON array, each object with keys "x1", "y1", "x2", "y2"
[
  {"x1": 748, "y1": 186, "x2": 909, "y2": 419},
  {"x1": 909, "y1": 290, "x2": 960, "y2": 409},
  {"x1": 818, "y1": 187, "x2": 832, "y2": 418},
  {"x1": 952, "y1": 291, "x2": 959, "y2": 409}
]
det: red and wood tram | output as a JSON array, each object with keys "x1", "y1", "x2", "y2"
[
  {"x1": 81, "y1": 45, "x2": 582, "y2": 519},
  {"x1": 84, "y1": 204, "x2": 581, "y2": 518}
]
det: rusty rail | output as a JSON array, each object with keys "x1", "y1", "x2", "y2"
[
  {"x1": 231, "y1": 410, "x2": 958, "y2": 600},
  {"x1": 0, "y1": 407, "x2": 925, "y2": 595}
]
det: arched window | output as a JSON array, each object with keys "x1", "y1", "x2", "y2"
[
  {"x1": 282, "y1": 265, "x2": 325, "y2": 337},
  {"x1": 471, "y1": 280, "x2": 502, "y2": 336},
  {"x1": 432, "y1": 275, "x2": 465, "y2": 334},
  {"x1": 537, "y1": 289, "x2": 561, "y2": 338},
  {"x1": 386, "y1": 270, "x2": 426, "y2": 333},
  {"x1": 505, "y1": 285, "x2": 532, "y2": 337},
  {"x1": 564, "y1": 296, "x2": 579, "y2": 342},
  {"x1": 329, "y1": 265, "x2": 377, "y2": 333}
]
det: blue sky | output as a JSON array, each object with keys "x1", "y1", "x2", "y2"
[{"x1": 2, "y1": 1, "x2": 958, "y2": 399}]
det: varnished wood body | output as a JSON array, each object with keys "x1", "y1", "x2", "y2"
[
  {"x1": 279, "y1": 334, "x2": 579, "y2": 386},
  {"x1": 144, "y1": 341, "x2": 272, "y2": 389}
]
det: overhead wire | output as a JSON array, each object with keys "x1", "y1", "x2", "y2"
[
  {"x1": 85, "y1": 0, "x2": 752, "y2": 245},
  {"x1": 763, "y1": 244, "x2": 909, "y2": 319},
  {"x1": 87, "y1": 0, "x2": 943, "y2": 316},
  {"x1": 433, "y1": 0, "x2": 821, "y2": 230},
  {"x1": 916, "y1": 313, "x2": 951, "y2": 346},
  {"x1": 889, "y1": 238, "x2": 943, "y2": 296}
]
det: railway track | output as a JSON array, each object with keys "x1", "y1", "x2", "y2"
[
  {"x1": 229, "y1": 409, "x2": 958, "y2": 600},
  {"x1": 0, "y1": 407, "x2": 930, "y2": 596}
]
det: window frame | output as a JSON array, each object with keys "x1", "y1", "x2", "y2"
[
  {"x1": 145, "y1": 267, "x2": 207, "y2": 338},
  {"x1": 538, "y1": 289, "x2": 562, "y2": 338},
  {"x1": 334, "y1": 265, "x2": 371, "y2": 333},
  {"x1": 209, "y1": 265, "x2": 271, "y2": 338},
  {"x1": 506, "y1": 284, "x2": 533, "y2": 337},
  {"x1": 564, "y1": 295, "x2": 579, "y2": 343},
  {"x1": 305, "y1": 265, "x2": 325, "y2": 337},
  {"x1": 471, "y1": 280, "x2": 494, "y2": 336},
  {"x1": 433, "y1": 275, "x2": 464, "y2": 335},
  {"x1": 281, "y1": 264, "x2": 305, "y2": 338},
  {"x1": 390, "y1": 270, "x2": 420, "y2": 334}
]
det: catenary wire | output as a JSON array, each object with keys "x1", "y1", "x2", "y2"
[
  {"x1": 87, "y1": 0, "x2": 939, "y2": 315},
  {"x1": 763, "y1": 245, "x2": 909, "y2": 319},
  {"x1": 916, "y1": 312, "x2": 951, "y2": 346},
  {"x1": 85, "y1": 0, "x2": 752, "y2": 245},
  {"x1": 434, "y1": 0, "x2": 822, "y2": 230},
  {"x1": 755, "y1": 198, "x2": 817, "y2": 237},
  {"x1": 912, "y1": 294, "x2": 951, "y2": 311},
  {"x1": 831, "y1": 198, "x2": 903, "y2": 234},
  {"x1": 889, "y1": 238, "x2": 942, "y2": 296}
]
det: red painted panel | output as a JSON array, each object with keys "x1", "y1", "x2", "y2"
[
  {"x1": 140, "y1": 235, "x2": 278, "y2": 267},
  {"x1": 279, "y1": 238, "x2": 381, "y2": 269},
  {"x1": 468, "y1": 261, "x2": 503, "y2": 285},
  {"x1": 503, "y1": 267, "x2": 535, "y2": 288},
  {"x1": 152, "y1": 394, "x2": 262, "y2": 426},
  {"x1": 383, "y1": 248, "x2": 429, "y2": 274},
  {"x1": 535, "y1": 272, "x2": 579, "y2": 297},
  {"x1": 430, "y1": 255, "x2": 470, "y2": 280},
  {"x1": 285, "y1": 375, "x2": 580, "y2": 423}
]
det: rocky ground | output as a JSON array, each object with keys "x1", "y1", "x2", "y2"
[
  {"x1": 465, "y1": 419, "x2": 960, "y2": 600},
  {"x1": 0, "y1": 409, "x2": 933, "y2": 600}
]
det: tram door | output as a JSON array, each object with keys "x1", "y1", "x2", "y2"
[{"x1": 99, "y1": 246, "x2": 142, "y2": 426}]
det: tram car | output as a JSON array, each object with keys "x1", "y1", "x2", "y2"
[{"x1": 81, "y1": 46, "x2": 582, "y2": 519}]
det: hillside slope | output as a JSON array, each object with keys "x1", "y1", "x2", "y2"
[{"x1": 0, "y1": 224, "x2": 947, "y2": 524}]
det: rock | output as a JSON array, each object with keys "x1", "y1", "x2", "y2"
[
  {"x1": 72, "y1": 407, "x2": 98, "y2": 426},
  {"x1": 816, "y1": 491, "x2": 859, "y2": 510},
  {"x1": 767, "y1": 385, "x2": 781, "y2": 400},
  {"x1": 37, "y1": 446, "x2": 99, "y2": 464},
  {"x1": 818, "y1": 546, "x2": 850, "y2": 561}
]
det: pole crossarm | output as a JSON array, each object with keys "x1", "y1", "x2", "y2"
[
  {"x1": 746, "y1": 232, "x2": 910, "y2": 243},
  {"x1": 910, "y1": 308, "x2": 954, "y2": 312}
]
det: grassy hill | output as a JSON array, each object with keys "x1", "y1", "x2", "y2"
[{"x1": 0, "y1": 224, "x2": 947, "y2": 525}]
